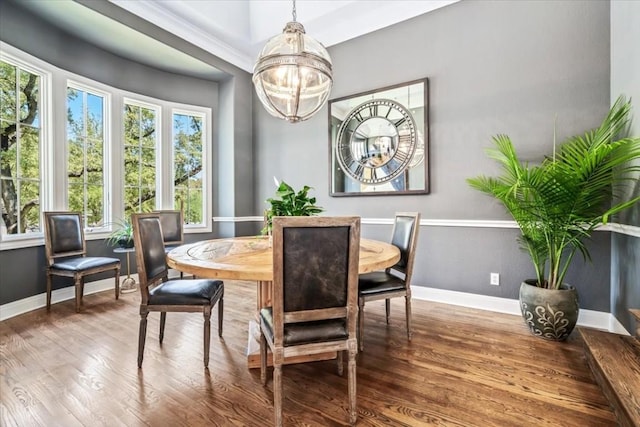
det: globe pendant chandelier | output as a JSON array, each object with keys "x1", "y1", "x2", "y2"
[{"x1": 252, "y1": 0, "x2": 333, "y2": 123}]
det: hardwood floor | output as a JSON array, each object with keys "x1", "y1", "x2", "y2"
[{"x1": 0, "y1": 280, "x2": 615, "y2": 426}]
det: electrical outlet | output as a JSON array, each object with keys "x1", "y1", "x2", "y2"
[{"x1": 490, "y1": 272, "x2": 500, "y2": 286}]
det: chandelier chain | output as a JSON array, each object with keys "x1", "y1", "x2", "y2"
[{"x1": 292, "y1": 0, "x2": 297, "y2": 22}]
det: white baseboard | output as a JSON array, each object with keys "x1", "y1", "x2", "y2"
[
  {"x1": 411, "y1": 285, "x2": 630, "y2": 335},
  {"x1": 0, "y1": 270, "x2": 190, "y2": 321},
  {"x1": 0, "y1": 278, "x2": 630, "y2": 335},
  {"x1": 0, "y1": 275, "x2": 138, "y2": 321}
]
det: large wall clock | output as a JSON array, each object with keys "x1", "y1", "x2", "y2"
[
  {"x1": 329, "y1": 78, "x2": 429, "y2": 197},
  {"x1": 335, "y1": 99, "x2": 417, "y2": 185}
]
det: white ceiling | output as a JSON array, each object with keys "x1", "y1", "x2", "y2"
[
  {"x1": 20, "y1": 0, "x2": 458, "y2": 78},
  {"x1": 109, "y1": 0, "x2": 458, "y2": 72}
]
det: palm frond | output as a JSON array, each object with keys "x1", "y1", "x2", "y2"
[{"x1": 468, "y1": 95, "x2": 640, "y2": 289}]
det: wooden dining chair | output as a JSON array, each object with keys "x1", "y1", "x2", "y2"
[
  {"x1": 153, "y1": 208, "x2": 184, "y2": 278},
  {"x1": 43, "y1": 211, "x2": 121, "y2": 312},
  {"x1": 131, "y1": 213, "x2": 224, "y2": 368},
  {"x1": 357, "y1": 212, "x2": 420, "y2": 351},
  {"x1": 259, "y1": 216, "x2": 361, "y2": 427},
  {"x1": 152, "y1": 208, "x2": 184, "y2": 253}
]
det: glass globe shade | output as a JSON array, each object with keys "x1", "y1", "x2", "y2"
[{"x1": 253, "y1": 21, "x2": 333, "y2": 123}]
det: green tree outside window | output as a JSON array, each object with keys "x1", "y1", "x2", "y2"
[
  {"x1": 67, "y1": 86, "x2": 105, "y2": 227},
  {"x1": 124, "y1": 102, "x2": 157, "y2": 218},
  {"x1": 0, "y1": 60, "x2": 42, "y2": 235},
  {"x1": 173, "y1": 112, "x2": 204, "y2": 224}
]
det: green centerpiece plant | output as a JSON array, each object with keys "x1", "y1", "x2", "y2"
[
  {"x1": 467, "y1": 96, "x2": 640, "y2": 340},
  {"x1": 262, "y1": 180, "x2": 323, "y2": 235}
]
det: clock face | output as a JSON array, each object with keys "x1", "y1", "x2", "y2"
[{"x1": 335, "y1": 99, "x2": 417, "y2": 185}]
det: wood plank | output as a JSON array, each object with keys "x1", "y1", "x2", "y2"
[
  {"x1": 630, "y1": 309, "x2": 640, "y2": 338},
  {"x1": 579, "y1": 327, "x2": 640, "y2": 427},
  {"x1": 0, "y1": 280, "x2": 616, "y2": 426}
]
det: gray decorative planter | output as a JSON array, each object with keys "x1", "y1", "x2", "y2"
[{"x1": 519, "y1": 280, "x2": 579, "y2": 341}]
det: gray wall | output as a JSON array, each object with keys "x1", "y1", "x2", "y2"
[
  {"x1": 0, "y1": 0, "x2": 253, "y2": 304},
  {"x1": 1, "y1": 0, "x2": 633, "y2": 320},
  {"x1": 610, "y1": 0, "x2": 640, "y2": 333},
  {"x1": 254, "y1": 0, "x2": 613, "y2": 311}
]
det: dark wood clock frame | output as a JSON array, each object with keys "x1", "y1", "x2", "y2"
[{"x1": 328, "y1": 78, "x2": 429, "y2": 197}]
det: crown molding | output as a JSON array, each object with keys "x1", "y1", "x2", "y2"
[{"x1": 109, "y1": 0, "x2": 254, "y2": 72}]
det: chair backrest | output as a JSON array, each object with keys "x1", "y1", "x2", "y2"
[
  {"x1": 388, "y1": 212, "x2": 420, "y2": 281},
  {"x1": 153, "y1": 209, "x2": 183, "y2": 246},
  {"x1": 132, "y1": 213, "x2": 169, "y2": 302},
  {"x1": 271, "y1": 216, "x2": 361, "y2": 347},
  {"x1": 43, "y1": 211, "x2": 86, "y2": 264}
]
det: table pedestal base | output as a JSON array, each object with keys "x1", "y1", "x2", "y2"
[
  {"x1": 246, "y1": 320, "x2": 336, "y2": 369},
  {"x1": 120, "y1": 277, "x2": 137, "y2": 294}
]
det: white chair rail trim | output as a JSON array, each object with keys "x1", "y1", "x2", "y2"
[
  {"x1": 212, "y1": 216, "x2": 640, "y2": 237},
  {"x1": 3, "y1": 217, "x2": 638, "y2": 251}
]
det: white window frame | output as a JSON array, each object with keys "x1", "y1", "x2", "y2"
[
  {"x1": 170, "y1": 105, "x2": 212, "y2": 233},
  {"x1": 122, "y1": 97, "x2": 162, "y2": 214},
  {"x1": 65, "y1": 80, "x2": 112, "y2": 231},
  {"x1": 0, "y1": 43, "x2": 213, "y2": 250},
  {"x1": 0, "y1": 44, "x2": 52, "y2": 250}
]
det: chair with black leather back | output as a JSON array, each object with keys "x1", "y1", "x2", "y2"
[
  {"x1": 131, "y1": 213, "x2": 224, "y2": 369},
  {"x1": 153, "y1": 208, "x2": 184, "y2": 278},
  {"x1": 43, "y1": 211, "x2": 121, "y2": 312},
  {"x1": 357, "y1": 212, "x2": 420, "y2": 351},
  {"x1": 153, "y1": 209, "x2": 184, "y2": 253},
  {"x1": 259, "y1": 216, "x2": 360, "y2": 427}
]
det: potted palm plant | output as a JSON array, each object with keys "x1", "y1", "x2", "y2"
[
  {"x1": 262, "y1": 180, "x2": 323, "y2": 236},
  {"x1": 467, "y1": 96, "x2": 640, "y2": 340}
]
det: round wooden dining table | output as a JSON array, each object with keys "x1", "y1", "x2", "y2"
[
  {"x1": 167, "y1": 235, "x2": 400, "y2": 282},
  {"x1": 166, "y1": 235, "x2": 400, "y2": 367}
]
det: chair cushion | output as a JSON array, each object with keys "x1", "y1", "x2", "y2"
[
  {"x1": 52, "y1": 256, "x2": 120, "y2": 272},
  {"x1": 148, "y1": 279, "x2": 223, "y2": 306},
  {"x1": 260, "y1": 307, "x2": 348, "y2": 346},
  {"x1": 358, "y1": 271, "x2": 406, "y2": 296}
]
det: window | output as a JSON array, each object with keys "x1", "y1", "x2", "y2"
[
  {"x1": 1, "y1": 43, "x2": 213, "y2": 249},
  {"x1": 173, "y1": 110, "x2": 207, "y2": 226},
  {"x1": 123, "y1": 100, "x2": 159, "y2": 218},
  {"x1": 66, "y1": 84, "x2": 108, "y2": 227},
  {"x1": 0, "y1": 58, "x2": 44, "y2": 237}
]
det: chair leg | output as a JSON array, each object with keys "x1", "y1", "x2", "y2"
[
  {"x1": 138, "y1": 310, "x2": 148, "y2": 368},
  {"x1": 358, "y1": 298, "x2": 365, "y2": 352},
  {"x1": 405, "y1": 294, "x2": 413, "y2": 341},
  {"x1": 203, "y1": 308, "x2": 211, "y2": 368},
  {"x1": 159, "y1": 312, "x2": 166, "y2": 343},
  {"x1": 337, "y1": 350, "x2": 344, "y2": 376},
  {"x1": 274, "y1": 363, "x2": 283, "y2": 427},
  {"x1": 260, "y1": 330, "x2": 267, "y2": 385},
  {"x1": 385, "y1": 298, "x2": 391, "y2": 324},
  {"x1": 74, "y1": 275, "x2": 82, "y2": 313},
  {"x1": 218, "y1": 296, "x2": 224, "y2": 337},
  {"x1": 114, "y1": 267, "x2": 120, "y2": 300},
  {"x1": 46, "y1": 273, "x2": 52, "y2": 310},
  {"x1": 348, "y1": 347, "x2": 357, "y2": 425}
]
